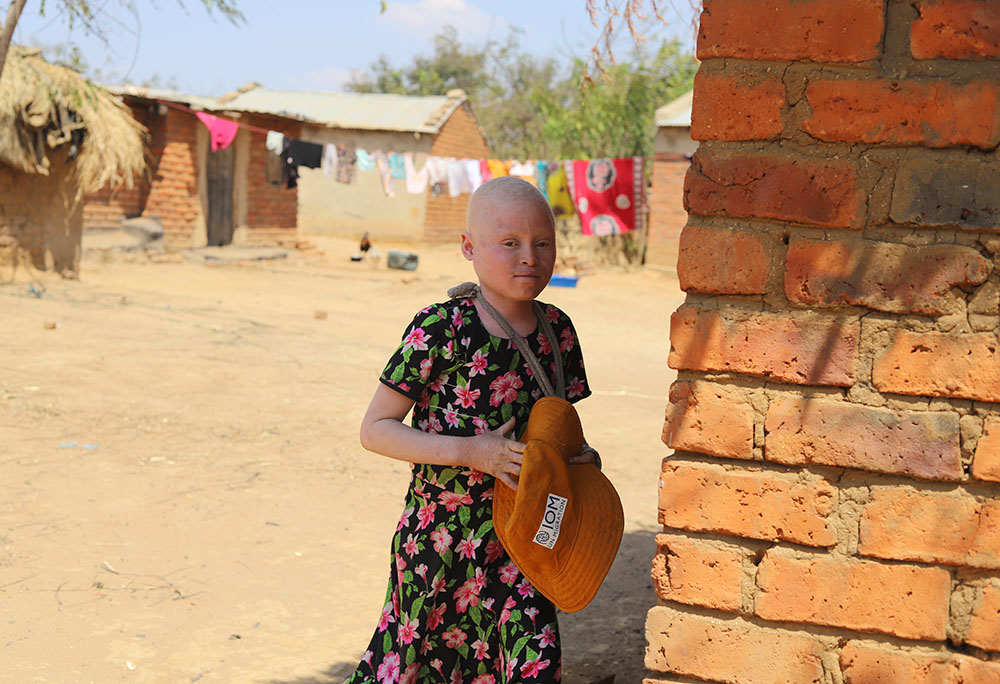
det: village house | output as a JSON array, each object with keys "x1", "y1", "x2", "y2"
[
  {"x1": 84, "y1": 85, "x2": 304, "y2": 249},
  {"x1": 217, "y1": 85, "x2": 490, "y2": 243},
  {"x1": 84, "y1": 85, "x2": 490, "y2": 251},
  {"x1": 645, "y1": 89, "x2": 695, "y2": 270},
  {"x1": 0, "y1": 46, "x2": 145, "y2": 276}
]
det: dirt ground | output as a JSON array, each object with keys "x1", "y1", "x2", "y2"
[{"x1": 1, "y1": 236, "x2": 683, "y2": 684}]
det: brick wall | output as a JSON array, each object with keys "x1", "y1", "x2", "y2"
[
  {"x1": 423, "y1": 103, "x2": 491, "y2": 242},
  {"x1": 141, "y1": 108, "x2": 201, "y2": 247},
  {"x1": 244, "y1": 115, "x2": 300, "y2": 244},
  {"x1": 647, "y1": 1, "x2": 1000, "y2": 682},
  {"x1": 83, "y1": 103, "x2": 150, "y2": 230},
  {"x1": 645, "y1": 154, "x2": 689, "y2": 270},
  {"x1": 0, "y1": 151, "x2": 83, "y2": 274}
]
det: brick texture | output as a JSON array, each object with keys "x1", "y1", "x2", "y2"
[
  {"x1": 890, "y1": 158, "x2": 1000, "y2": 231},
  {"x1": 669, "y1": 305, "x2": 859, "y2": 386},
  {"x1": 764, "y1": 396, "x2": 963, "y2": 480},
  {"x1": 684, "y1": 149, "x2": 866, "y2": 228},
  {"x1": 873, "y1": 330, "x2": 1000, "y2": 403},
  {"x1": 755, "y1": 549, "x2": 951, "y2": 640},
  {"x1": 141, "y1": 109, "x2": 201, "y2": 246},
  {"x1": 659, "y1": 461, "x2": 837, "y2": 547},
  {"x1": 650, "y1": 534, "x2": 743, "y2": 612},
  {"x1": 972, "y1": 417, "x2": 1000, "y2": 482},
  {"x1": 662, "y1": 381, "x2": 755, "y2": 459},
  {"x1": 803, "y1": 78, "x2": 1000, "y2": 148},
  {"x1": 645, "y1": 606, "x2": 826, "y2": 683},
  {"x1": 677, "y1": 224, "x2": 773, "y2": 295},
  {"x1": 645, "y1": 157, "x2": 689, "y2": 269},
  {"x1": 911, "y1": 0, "x2": 1000, "y2": 60},
  {"x1": 967, "y1": 582, "x2": 1000, "y2": 652},
  {"x1": 245, "y1": 116, "x2": 301, "y2": 236},
  {"x1": 784, "y1": 238, "x2": 991, "y2": 314},
  {"x1": 423, "y1": 103, "x2": 490, "y2": 242},
  {"x1": 697, "y1": 0, "x2": 886, "y2": 62},
  {"x1": 841, "y1": 641, "x2": 1000, "y2": 684},
  {"x1": 690, "y1": 71, "x2": 785, "y2": 141},
  {"x1": 859, "y1": 488, "x2": 1000, "y2": 569}
]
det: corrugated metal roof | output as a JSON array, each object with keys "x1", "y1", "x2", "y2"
[
  {"x1": 655, "y1": 89, "x2": 693, "y2": 128},
  {"x1": 216, "y1": 89, "x2": 466, "y2": 134},
  {"x1": 104, "y1": 84, "x2": 220, "y2": 112}
]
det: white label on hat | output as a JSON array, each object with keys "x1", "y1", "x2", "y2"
[{"x1": 533, "y1": 493, "x2": 568, "y2": 549}]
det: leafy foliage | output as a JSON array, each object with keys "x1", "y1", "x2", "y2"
[{"x1": 346, "y1": 26, "x2": 697, "y2": 161}]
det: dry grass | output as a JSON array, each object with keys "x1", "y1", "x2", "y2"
[{"x1": 0, "y1": 45, "x2": 146, "y2": 192}]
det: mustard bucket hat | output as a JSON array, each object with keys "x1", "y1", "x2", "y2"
[{"x1": 492, "y1": 396, "x2": 625, "y2": 613}]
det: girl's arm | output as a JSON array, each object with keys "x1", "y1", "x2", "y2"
[{"x1": 359, "y1": 383, "x2": 526, "y2": 490}]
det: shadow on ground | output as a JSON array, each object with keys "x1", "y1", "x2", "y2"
[{"x1": 267, "y1": 527, "x2": 658, "y2": 684}]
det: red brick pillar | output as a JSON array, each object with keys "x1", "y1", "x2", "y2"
[{"x1": 647, "y1": 1, "x2": 1000, "y2": 682}]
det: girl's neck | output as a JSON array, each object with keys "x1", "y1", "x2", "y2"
[{"x1": 474, "y1": 289, "x2": 536, "y2": 338}]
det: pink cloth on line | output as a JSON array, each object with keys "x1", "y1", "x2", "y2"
[{"x1": 195, "y1": 112, "x2": 240, "y2": 152}]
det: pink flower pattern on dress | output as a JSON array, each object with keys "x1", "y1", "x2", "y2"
[{"x1": 348, "y1": 297, "x2": 586, "y2": 684}]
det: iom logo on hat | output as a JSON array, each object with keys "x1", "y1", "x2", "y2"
[{"x1": 534, "y1": 493, "x2": 568, "y2": 549}]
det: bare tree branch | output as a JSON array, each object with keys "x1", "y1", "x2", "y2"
[{"x1": 0, "y1": 0, "x2": 30, "y2": 77}]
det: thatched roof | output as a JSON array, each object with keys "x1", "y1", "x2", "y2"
[{"x1": 0, "y1": 45, "x2": 146, "y2": 192}]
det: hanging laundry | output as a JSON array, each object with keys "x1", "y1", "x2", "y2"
[
  {"x1": 569, "y1": 157, "x2": 639, "y2": 235},
  {"x1": 486, "y1": 159, "x2": 509, "y2": 178},
  {"x1": 280, "y1": 138, "x2": 299, "y2": 188},
  {"x1": 195, "y1": 112, "x2": 240, "y2": 152},
  {"x1": 265, "y1": 130, "x2": 284, "y2": 155},
  {"x1": 266, "y1": 146, "x2": 283, "y2": 186},
  {"x1": 336, "y1": 145, "x2": 357, "y2": 184},
  {"x1": 535, "y1": 161, "x2": 550, "y2": 200},
  {"x1": 375, "y1": 151, "x2": 395, "y2": 197},
  {"x1": 463, "y1": 158, "x2": 484, "y2": 192},
  {"x1": 546, "y1": 164, "x2": 575, "y2": 217},
  {"x1": 322, "y1": 143, "x2": 338, "y2": 178},
  {"x1": 427, "y1": 156, "x2": 449, "y2": 198},
  {"x1": 388, "y1": 152, "x2": 406, "y2": 180},
  {"x1": 356, "y1": 148, "x2": 376, "y2": 172},
  {"x1": 404, "y1": 153, "x2": 429, "y2": 194},
  {"x1": 508, "y1": 161, "x2": 537, "y2": 187},
  {"x1": 446, "y1": 158, "x2": 470, "y2": 197},
  {"x1": 479, "y1": 159, "x2": 492, "y2": 182},
  {"x1": 286, "y1": 139, "x2": 323, "y2": 169}
]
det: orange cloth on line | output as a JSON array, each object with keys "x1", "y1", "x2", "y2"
[{"x1": 486, "y1": 159, "x2": 509, "y2": 178}]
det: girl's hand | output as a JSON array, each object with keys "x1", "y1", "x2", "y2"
[
  {"x1": 569, "y1": 444, "x2": 601, "y2": 469},
  {"x1": 468, "y1": 417, "x2": 524, "y2": 491}
]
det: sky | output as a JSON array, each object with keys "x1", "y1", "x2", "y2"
[{"x1": 13, "y1": 0, "x2": 700, "y2": 96}]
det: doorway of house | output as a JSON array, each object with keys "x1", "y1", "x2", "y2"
[{"x1": 206, "y1": 146, "x2": 235, "y2": 246}]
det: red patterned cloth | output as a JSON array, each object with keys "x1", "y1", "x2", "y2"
[{"x1": 568, "y1": 157, "x2": 643, "y2": 235}]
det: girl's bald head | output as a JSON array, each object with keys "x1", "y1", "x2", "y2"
[{"x1": 466, "y1": 177, "x2": 555, "y2": 237}]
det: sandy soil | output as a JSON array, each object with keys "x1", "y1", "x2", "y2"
[{"x1": 1, "y1": 237, "x2": 683, "y2": 684}]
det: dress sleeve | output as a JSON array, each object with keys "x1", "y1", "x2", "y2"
[
  {"x1": 379, "y1": 304, "x2": 452, "y2": 401},
  {"x1": 554, "y1": 310, "x2": 592, "y2": 403}
]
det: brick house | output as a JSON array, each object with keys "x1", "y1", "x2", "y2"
[
  {"x1": 84, "y1": 86, "x2": 303, "y2": 248},
  {"x1": 0, "y1": 46, "x2": 144, "y2": 275},
  {"x1": 645, "y1": 90, "x2": 695, "y2": 270},
  {"x1": 648, "y1": 1, "x2": 1000, "y2": 682},
  {"x1": 215, "y1": 86, "x2": 490, "y2": 244}
]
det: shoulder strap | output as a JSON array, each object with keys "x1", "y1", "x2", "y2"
[{"x1": 447, "y1": 282, "x2": 564, "y2": 399}]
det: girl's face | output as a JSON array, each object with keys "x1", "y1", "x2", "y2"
[{"x1": 461, "y1": 201, "x2": 556, "y2": 308}]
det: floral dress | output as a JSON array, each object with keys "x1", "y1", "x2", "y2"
[{"x1": 344, "y1": 296, "x2": 591, "y2": 684}]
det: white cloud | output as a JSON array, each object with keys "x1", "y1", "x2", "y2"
[
  {"x1": 280, "y1": 66, "x2": 361, "y2": 92},
  {"x1": 380, "y1": 0, "x2": 508, "y2": 41}
]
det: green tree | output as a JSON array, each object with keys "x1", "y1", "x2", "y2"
[
  {"x1": 536, "y1": 40, "x2": 697, "y2": 159},
  {"x1": 347, "y1": 27, "x2": 696, "y2": 161},
  {"x1": 0, "y1": 0, "x2": 242, "y2": 79}
]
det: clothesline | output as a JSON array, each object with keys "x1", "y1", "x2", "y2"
[{"x1": 159, "y1": 98, "x2": 648, "y2": 235}]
